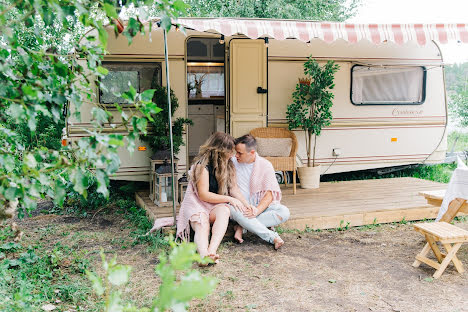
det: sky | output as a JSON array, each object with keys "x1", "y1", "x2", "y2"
[{"x1": 349, "y1": 0, "x2": 468, "y2": 63}]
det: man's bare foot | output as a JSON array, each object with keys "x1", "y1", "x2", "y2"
[
  {"x1": 233, "y1": 225, "x2": 244, "y2": 243},
  {"x1": 273, "y1": 236, "x2": 284, "y2": 250}
]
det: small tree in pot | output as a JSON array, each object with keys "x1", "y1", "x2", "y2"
[
  {"x1": 286, "y1": 57, "x2": 339, "y2": 188},
  {"x1": 141, "y1": 84, "x2": 192, "y2": 157}
]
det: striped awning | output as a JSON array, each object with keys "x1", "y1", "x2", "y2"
[{"x1": 177, "y1": 18, "x2": 468, "y2": 46}]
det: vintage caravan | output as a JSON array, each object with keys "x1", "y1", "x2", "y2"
[{"x1": 68, "y1": 18, "x2": 464, "y2": 182}]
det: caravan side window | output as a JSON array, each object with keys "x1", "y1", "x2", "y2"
[
  {"x1": 351, "y1": 65, "x2": 426, "y2": 105},
  {"x1": 99, "y1": 62, "x2": 162, "y2": 105}
]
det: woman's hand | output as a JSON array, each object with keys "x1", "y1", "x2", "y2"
[{"x1": 228, "y1": 197, "x2": 245, "y2": 212}]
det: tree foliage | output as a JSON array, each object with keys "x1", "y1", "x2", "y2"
[
  {"x1": 286, "y1": 57, "x2": 339, "y2": 167},
  {"x1": 445, "y1": 63, "x2": 468, "y2": 127},
  {"x1": 0, "y1": 0, "x2": 188, "y2": 220},
  {"x1": 451, "y1": 83, "x2": 468, "y2": 127},
  {"x1": 444, "y1": 62, "x2": 468, "y2": 93},
  {"x1": 183, "y1": 0, "x2": 361, "y2": 21}
]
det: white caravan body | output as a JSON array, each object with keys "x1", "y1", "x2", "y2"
[{"x1": 68, "y1": 18, "x2": 448, "y2": 181}]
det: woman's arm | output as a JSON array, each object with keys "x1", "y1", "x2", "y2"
[
  {"x1": 229, "y1": 185, "x2": 250, "y2": 208},
  {"x1": 196, "y1": 166, "x2": 243, "y2": 209}
]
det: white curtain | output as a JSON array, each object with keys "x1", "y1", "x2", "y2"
[
  {"x1": 187, "y1": 65, "x2": 225, "y2": 98},
  {"x1": 352, "y1": 66, "x2": 424, "y2": 104}
]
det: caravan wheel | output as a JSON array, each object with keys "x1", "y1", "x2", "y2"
[{"x1": 275, "y1": 171, "x2": 284, "y2": 184}]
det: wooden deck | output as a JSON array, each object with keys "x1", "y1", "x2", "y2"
[{"x1": 135, "y1": 177, "x2": 457, "y2": 230}]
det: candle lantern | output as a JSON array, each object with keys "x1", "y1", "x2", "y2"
[
  {"x1": 149, "y1": 150, "x2": 178, "y2": 204},
  {"x1": 152, "y1": 161, "x2": 178, "y2": 207},
  {"x1": 178, "y1": 173, "x2": 189, "y2": 204}
]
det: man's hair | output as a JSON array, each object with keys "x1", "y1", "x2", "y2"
[{"x1": 235, "y1": 134, "x2": 257, "y2": 152}]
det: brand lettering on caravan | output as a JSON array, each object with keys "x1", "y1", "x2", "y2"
[{"x1": 392, "y1": 108, "x2": 423, "y2": 116}]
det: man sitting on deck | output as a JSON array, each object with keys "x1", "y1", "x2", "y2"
[{"x1": 230, "y1": 134, "x2": 290, "y2": 249}]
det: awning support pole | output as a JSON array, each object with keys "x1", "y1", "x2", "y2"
[{"x1": 163, "y1": 28, "x2": 177, "y2": 226}]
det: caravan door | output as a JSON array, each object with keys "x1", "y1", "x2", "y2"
[{"x1": 229, "y1": 39, "x2": 267, "y2": 138}]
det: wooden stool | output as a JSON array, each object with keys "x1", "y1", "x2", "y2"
[{"x1": 413, "y1": 222, "x2": 468, "y2": 278}]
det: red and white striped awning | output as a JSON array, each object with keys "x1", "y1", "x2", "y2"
[{"x1": 176, "y1": 18, "x2": 468, "y2": 46}]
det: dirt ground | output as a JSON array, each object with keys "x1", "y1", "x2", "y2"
[{"x1": 17, "y1": 209, "x2": 468, "y2": 312}]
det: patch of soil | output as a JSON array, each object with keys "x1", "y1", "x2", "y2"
[
  {"x1": 14, "y1": 212, "x2": 468, "y2": 312},
  {"x1": 63, "y1": 216, "x2": 81, "y2": 224},
  {"x1": 99, "y1": 218, "x2": 113, "y2": 228}
]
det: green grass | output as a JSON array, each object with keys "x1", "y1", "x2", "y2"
[
  {"x1": 0, "y1": 225, "x2": 95, "y2": 312},
  {"x1": 0, "y1": 181, "x2": 170, "y2": 310},
  {"x1": 112, "y1": 198, "x2": 169, "y2": 253},
  {"x1": 48, "y1": 181, "x2": 169, "y2": 253},
  {"x1": 321, "y1": 163, "x2": 457, "y2": 184},
  {"x1": 447, "y1": 131, "x2": 468, "y2": 152}
]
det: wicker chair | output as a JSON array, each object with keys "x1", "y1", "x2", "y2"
[{"x1": 249, "y1": 127, "x2": 298, "y2": 194}]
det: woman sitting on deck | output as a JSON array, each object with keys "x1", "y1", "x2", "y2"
[{"x1": 176, "y1": 132, "x2": 244, "y2": 264}]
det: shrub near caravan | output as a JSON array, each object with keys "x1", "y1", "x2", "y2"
[{"x1": 66, "y1": 18, "x2": 459, "y2": 182}]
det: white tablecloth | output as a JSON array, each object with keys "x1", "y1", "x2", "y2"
[{"x1": 436, "y1": 158, "x2": 468, "y2": 221}]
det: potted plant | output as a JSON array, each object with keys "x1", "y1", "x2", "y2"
[
  {"x1": 193, "y1": 73, "x2": 207, "y2": 98},
  {"x1": 187, "y1": 81, "x2": 195, "y2": 99},
  {"x1": 140, "y1": 84, "x2": 193, "y2": 158},
  {"x1": 286, "y1": 57, "x2": 339, "y2": 188}
]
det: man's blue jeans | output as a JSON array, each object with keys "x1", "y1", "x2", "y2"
[{"x1": 230, "y1": 203, "x2": 290, "y2": 244}]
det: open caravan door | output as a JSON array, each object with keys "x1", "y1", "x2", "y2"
[{"x1": 229, "y1": 39, "x2": 267, "y2": 138}]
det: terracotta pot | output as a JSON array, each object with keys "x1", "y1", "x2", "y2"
[{"x1": 298, "y1": 165, "x2": 321, "y2": 189}]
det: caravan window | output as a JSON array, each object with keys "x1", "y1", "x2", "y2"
[
  {"x1": 99, "y1": 62, "x2": 162, "y2": 105},
  {"x1": 351, "y1": 65, "x2": 426, "y2": 105}
]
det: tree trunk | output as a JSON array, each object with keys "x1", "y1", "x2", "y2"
[
  {"x1": 307, "y1": 130, "x2": 312, "y2": 167},
  {"x1": 313, "y1": 134, "x2": 318, "y2": 167},
  {"x1": 308, "y1": 100, "x2": 316, "y2": 167}
]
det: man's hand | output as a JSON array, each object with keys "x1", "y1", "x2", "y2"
[{"x1": 243, "y1": 205, "x2": 258, "y2": 219}]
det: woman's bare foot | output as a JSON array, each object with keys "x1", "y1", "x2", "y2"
[
  {"x1": 198, "y1": 253, "x2": 219, "y2": 266},
  {"x1": 273, "y1": 236, "x2": 284, "y2": 250},
  {"x1": 233, "y1": 225, "x2": 244, "y2": 243},
  {"x1": 208, "y1": 253, "x2": 220, "y2": 264}
]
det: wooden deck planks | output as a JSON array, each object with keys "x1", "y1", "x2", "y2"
[
  {"x1": 280, "y1": 177, "x2": 448, "y2": 229},
  {"x1": 135, "y1": 177, "x2": 460, "y2": 230}
]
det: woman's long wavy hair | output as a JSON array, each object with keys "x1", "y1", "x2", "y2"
[{"x1": 191, "y1": 132, "x2": 236, "y2": 196}]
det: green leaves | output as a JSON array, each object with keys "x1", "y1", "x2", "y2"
[
  {"x1": 153, "y1": 239, "x2": 217, "y2": 311},
  {"x1": 139, "y1": 85, "x2": 191, "y2": 155},
  {"x1": 95, "y1": 169, "x2": 110, "y2": 198},
  {"x1": 97, "y1": 21, "x2": 108, "y2": 48},
  {"x1": 123, "y1": 17, "x2": 144, "y2": 45},
  {"x1": 103, "y1": 3, "x2": 119, "y2": 19},
  {"x1": 140, "y1": 89, "x2": 156, "y2": 102},
  {"x1": 184, "y1": 0, "x2": 359, "y2": 22},
  {"x1": 86, "y1": 239, "x2": 216, "y2": 311},
  {"x1": 72, "y1": 168, "x2": 89, "y2": 198},
  {"x1": 86, "y1": 271, "x2": 104, "y2": 296},
  {"x1": 108, "y1": 264, "x2": 131, "y2": 286},
  {"x1": 53, "y1": 180, "x2": 66, "y2": 207},
  {"x1": 286, "y1": 57, "x2": 339, "y2": 166},
  {"x1": 91, "y1": 107, "x2": 110, "y2": 125},
  {"x1": 97, "y1": 66, "x2": 109, "y2": 76},
  {"x1": 0, "y1": 0, "x2": 184, "y2": 221},
  {"x1": 160, "y1": 15, "x2": 173, "y2": 32}
]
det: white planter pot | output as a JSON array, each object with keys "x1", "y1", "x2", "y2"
[{"x1": 298, "y1": 165, "x2": 321, "y2": 189}]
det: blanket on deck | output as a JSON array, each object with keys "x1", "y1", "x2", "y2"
[{"x1": 436, "y1": 156, "x2": 468, "y2": 221}]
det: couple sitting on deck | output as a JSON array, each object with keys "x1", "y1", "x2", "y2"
[{"x1": 177, "y1": 132, "x2": 290, "y2": 264}]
